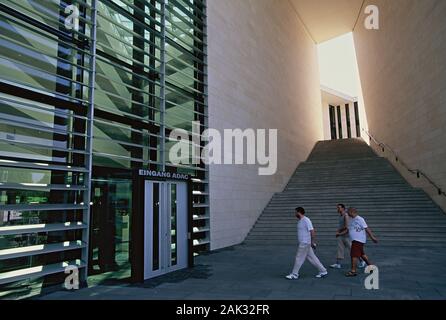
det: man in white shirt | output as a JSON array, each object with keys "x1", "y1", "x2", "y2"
[
  {"x1": 331, "y1": 204, "x2": 366, "y2": 269},
  {"x1": 286, "y1": 207, "x2": 328, "y2": 280},
  {"x1": 337, "y1": 207, "x2": 378, "y2": 277}
]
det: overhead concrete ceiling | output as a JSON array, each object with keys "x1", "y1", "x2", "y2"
[{"x1": 289, "y1": 0, "x2": 365, "y2": 43}]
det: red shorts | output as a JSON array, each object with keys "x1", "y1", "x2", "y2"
[{"x1": 351, "y1": 241, "x2": 365, "y2": 258}]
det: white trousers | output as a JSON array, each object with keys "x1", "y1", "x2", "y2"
[{"x1": 292, "y1": 243, "x2": 327, "y2": 275}]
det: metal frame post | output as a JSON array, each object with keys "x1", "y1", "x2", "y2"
[{"x1": 81, "y1": 0, "x2": 98, "y2": 284}]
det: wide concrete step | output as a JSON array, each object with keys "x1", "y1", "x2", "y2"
[
  {"x1": 284, "y1": 183, "x2": 409, "y2": 189},
  {"x1": 244, "y1": 139, "x2": 446, "y2": 247},
  {"x1": 244, "y1": 240, "x2": 446, "y2": 247},
  {"x1": 290, "y1": 170, "x2": 399, "y2": 176},
  {"x1": 249, "y1": 231, "x2": 446, "y2": 241},
  {"x1": 277, "y1": 191, "x2": 421, "y2": 197},
  {"x1": 251, "y1": 224, "x2": 446, "y2": 230},
  {"x1": 260, "y1": 213, "x2": 443, "y2": 218},
  {"x1": 263, "y1": 206, "x2": 441, "y2": 211}
]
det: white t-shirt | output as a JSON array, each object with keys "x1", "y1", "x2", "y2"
[
  {"x1": 349, "y1": 216, "x2": 368, "y2": 244},
  {"x1": 297, "y1": 216, "x2": 314, "y2": 244}
]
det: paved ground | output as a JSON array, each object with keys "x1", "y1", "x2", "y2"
[{"x1": 38, "y1": 244, "x2": 446, "y2": 300}]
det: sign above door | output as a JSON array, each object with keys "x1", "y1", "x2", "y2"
[{"x1": 138, "y1": 169, "x2": 190, "y2": 181}]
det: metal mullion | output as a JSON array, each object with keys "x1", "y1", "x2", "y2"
[
  {"x1": 165, "y1": 28, "x2": 205, "y2": 56},
  {"x1": 0, "y1": 56, "x2": 93, "y2": 90},
  {"x1": 0, "y1": 183, "x2": 86, "y2": 192},
  {"x1": 164, "y1": 108, "x2": 206, "y2": 126},
  {"x1": 165, "y1": 163, "x2": 208, "y2": 172},
  {"x1": 118, "y1": 0, "x2": 162, "y2": 16},
  {"x1": 93, "y1": 102, "x2": 163, "y2": 128},
  {"x1": 0, "y1": 78, "x2": 92, "y2": 106},
  {"x1": 0, "y1": 241, "x2": 86, "y2": 261},
  {"x1": 0, "y1": 203, "x2": 87, "y2": 211},
  {"x1": 96, "y1": 34, "x2": 162, "y2": 68},
  {"x1": 0, "y1": 159, "x2": 88, "y2": 173},
  {"x1": 165, "y1": 52, "x2": 207, "y2": 77},
  {"x1": 0, "y1": 96, "x2": 88, "y2": 122},
  {"x1": 95, "y1": 54, "x2": 161, "y2": 84},
  {"x1": 92, "y1": 151, "x2": 161, "y2": 165},
  {"x1": 168, "y1": 12, "x2": 202, "y2": 42},
  {"x1": 166, "y1": 9, "x2": 204, "y2": 39},
  {"x1": 166, "y1": 62, "x2": 206, "y2": 86},
  {"x1": 160, "y1": 0, "x2": 167, "y2": 171},
  {"x1": 99, "y1": 22, "x2": 161, "y2": 56},
  {"x1": 93, "y1": 136, "x2": 159, "y2": 151},
  {"x1": 166, "y1": 38, "x2": 206, "y2": 66},
  {"x1": 0, "y1": 137, "x2": 89, "y2": 155},
  {"x1": 94, "y1": 119, "x2": 162, "y2": 139},
  {"x1": 112, "y1": 0, "x2": 164, "y2": 27},
  {"x1": 95, "y1": 72, "x2": 160, "y2": 99},
  {"x1": 0, "y1": 35, "x2": 94, "y2": 74},
  {"x1": 166, "y1": 14, "x2": 204, "y2": 39},
  {"x1": 93, "y1": 87, "x2": 161, "y2": 112},
  {"x1": 197, "y1": 0, "x2": 209, "y2": 248},
  {"x1": 81, "y1": 0, "x2": 98, "y2": 283},
  {"x1": 165, "y1": 51, "x2": 208, "y2": 74},
  {"x1": 97, "y1": 9, "x2": 163, "y2": 47},
  {"x1": 165, "y1": 92, "x2": 207, "y2": 109},
  {"x1": 164, "y1": 15, "x2": 204, "y2": 45},
  {"x1": 0, "y1": 223, "x2": 87, "y2": 236},
  {"x1": 96, "y1": 44, "x2": 161, "y2": 75},
  {"x1": 95, "y1": 61, "x2": 160, "y2": 89},
  {"x1": 95, "y1": 109, "x2": 160, "y2": 126},
  {"x1": 168, "y1": 0, "x2": 204, "y2": 29},
  {"x1": 171, "y1": 0, "x2": 207, "y2": 22},
  {"x1": 165, "y1": 80, "x2": 197, "y2": 99},
  {"x1": 166, "y1": 101, "x2": 207, "y2": 117},
  {"x1": 165, "y1": 81, "x2": 207, "y2": 103},
  {"x1": 101, "y1": 0, "x2": 163, "y2": 30},
  {"x1": 165, "y1": 46, "x2": 207, "y2": 71},
  {"x1": 0, "y1": 118, "x2": 89, "y2": 140},
  {"x1": 174, "y1": 0, "x2": 206, "y2": 18},
  {"x1": 166, "y1": 77, "x2": 207, "y2": 97}
]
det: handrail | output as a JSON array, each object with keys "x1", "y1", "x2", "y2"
[{"x1": 363, "y1": 129, "x2": 445, "y2": 197}]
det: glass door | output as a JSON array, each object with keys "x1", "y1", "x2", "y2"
[
  {"x1": 88, "y1": 178, "x2": 132, "y2": 282},
  {"x1": 144, "y1": 181, "x2": 188, "y2": 280}
]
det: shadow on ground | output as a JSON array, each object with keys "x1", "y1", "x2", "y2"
[{"x1": 36, "y1": 244, "x2": 446, "y2": 300}]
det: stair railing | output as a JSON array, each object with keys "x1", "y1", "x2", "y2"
[{"x1": 363, "y1": 129, "x2": 445, "y2": 197}]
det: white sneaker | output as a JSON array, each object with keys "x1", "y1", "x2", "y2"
[
  {"x1": 330, "y1": 263, "x2": 341, "y2": 269},
  {"x1": 285, "y1": 273, "x2": 299, "y2": 280},
  {"x1": 358, "y1": 261, "x2": 367, "y2": 268},
  {"x1": 315, "y1": 271, "x2": 328, "y2": 278}
]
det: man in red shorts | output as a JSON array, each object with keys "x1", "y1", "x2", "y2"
[{"x1": 337, "y1": 207, "x2": 378, "y2": 277}]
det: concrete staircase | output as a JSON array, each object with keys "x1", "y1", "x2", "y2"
[{"x1": 245, "y1": 138, "x2": 446, "y2": 247}]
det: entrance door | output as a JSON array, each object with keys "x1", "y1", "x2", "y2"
[
  {"x1": 329, "y1": 105, "x2": 337, "y2": 140},
  {"x1": 144, "y1": 181, "x2": 188, "y2": 280},
  {"x1": 89, "y1": 177, "x2": 132, "y2": 280}
]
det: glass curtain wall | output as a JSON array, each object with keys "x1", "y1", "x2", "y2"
[{"x1": 0, "y1": 0, "x2": 208, "y2": 297}]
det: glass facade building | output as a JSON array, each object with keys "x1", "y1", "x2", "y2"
[{"x1": 0, "y1": 0, "x2": 208, "y2": 297}]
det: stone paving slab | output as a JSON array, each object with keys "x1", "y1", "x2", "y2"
[{"x1": 38, "y1": 244, "x2": 446, "y2": 300}]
